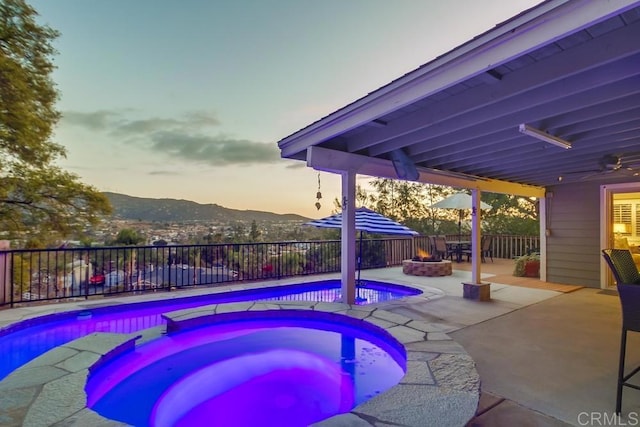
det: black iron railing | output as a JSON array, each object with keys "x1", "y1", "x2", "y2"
[{"x1": 0, "y1": 234, "x2": 538, "y2": 307}]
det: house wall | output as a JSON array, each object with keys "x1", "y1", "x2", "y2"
[
  {"x1": 546, "y1": 178, "x2": 640, "y2": 288},
  {"x1": 546, "y1": 181, "x2": 602, "y2": 288}
]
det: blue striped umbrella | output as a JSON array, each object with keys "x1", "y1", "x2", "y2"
[
  {"x1": 305, "y1": 207, "x2": 419, "y2": 236},
  {"x1": 306, "y1": 207, "x2": 418, "y2": 284}
]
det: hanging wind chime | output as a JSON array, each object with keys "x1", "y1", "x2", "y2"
[{"x1": 315, "y1": 173, "x2": 322, "y2": 210}]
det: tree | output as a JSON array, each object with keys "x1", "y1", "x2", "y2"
[
  {"x1": 482, "y1": 194, "x2": 539, "y2": 235},
  {"x1": 249, "y1": 220, "x2": 261, "y2": 242},
  {"x1": 331, "y1": 183, "x2": 370, "y2": 213},
  {"x1": 0, "y1": 0, "x2": 112, "y2": 245},
  {"x1": 333, "y1": 179, "x2": 455, "y2": 234},
  {"x1": 230, "y1": 223, "x2": 246, "y2": 243},
  {"x1": 113, "y1": 228, "x2": 145, "y2": 246},
  {"x1": 368, "y1": 179, "x2": 433, "y2": 221},
  {"x1": 330, "y1": 177, "x2": 541, "y2": 236}
]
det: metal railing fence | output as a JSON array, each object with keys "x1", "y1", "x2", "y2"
[{"x1": 0, "y1": 234, "x2": 538, "y2": 307}]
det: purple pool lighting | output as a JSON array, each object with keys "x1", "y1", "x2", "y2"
[
  {"x1": 0, "y1": 279, "x2": 420, "y2": 381},
  {"x1": 86, "y1": 312, "x2": 406, "y2": 427}
]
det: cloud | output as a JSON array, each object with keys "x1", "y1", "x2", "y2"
[
  {"x1": 60, "y1": 109, "x2": 282, "y2": 166},
  {"x1": 183, "y1": 111, "x2": 221, "y2": 127},
  {"x1": 148, "y1": 170, "x2": 182, "y2": 176},
  {"x1": 61, "y1": 110, "x2": 220, "y2": 136},
  {"x1": 61, "y1": 110, "x2": 120, "y2": 130},
  {"x1": 113, "y1": 118, "x2": 187, "y2": 136},
  {"x1": 112, "y1": 112, "x2": 221, "y2": 137},
  {"x1": 150, "y1": 131, "x2": 280, "y2": 166}
]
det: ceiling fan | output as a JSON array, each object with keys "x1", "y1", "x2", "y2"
[{"x1": 559, "y1": 153, "x2": 640, "y2": 182}]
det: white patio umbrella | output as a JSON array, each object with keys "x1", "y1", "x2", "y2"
[
  {"x1": 430, "y1": 193, "x2": 491, "y2": 240},
  {"x1": 305, "y1": 207, "x2": 418, "y2": 283}
]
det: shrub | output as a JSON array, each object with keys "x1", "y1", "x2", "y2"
[{"x1": 514, "y1": 253, "x2": 540, "y2": 277}]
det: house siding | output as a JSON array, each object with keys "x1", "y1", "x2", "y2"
[{"x1": 546, "y1": 181, "x2": 601, "y2": 288}]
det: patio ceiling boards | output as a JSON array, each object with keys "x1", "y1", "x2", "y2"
[{"x1": 278, "y1": 0, "x2": 640, "y2": 198}]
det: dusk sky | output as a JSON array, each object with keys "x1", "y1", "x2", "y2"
[{"x1": 31, "y1": 0, "x2": 541, "y2": 219}]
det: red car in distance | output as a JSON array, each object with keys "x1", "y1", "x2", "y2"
[{"x1": 89, "y1": 274, "x2": 105, "y2": 286}]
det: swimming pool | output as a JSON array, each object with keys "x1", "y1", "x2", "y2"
[
  {"x1": 0, "y1": 279, "x2": 420, "y2": 381},
  {"x1": 86, "y1": 311, "x2": 406, "y2": 426}
]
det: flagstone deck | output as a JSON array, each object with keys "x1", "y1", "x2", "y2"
[{"x1": 0, "y1": 258, "x2": 594, "y2": 426}]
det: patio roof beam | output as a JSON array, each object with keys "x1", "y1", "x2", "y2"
[
  {"x1": 307, "y1": 146, "x2": 544, "y2": 198},
  {"x1": 366, "y1": 50, "x2": 640, "y2": 158},
  {"x1": 387, "y1": 78, "x2": 640, "y2": 181},
  {"x1": 441, "y1": 121, "x2": 640, "y2": 178},
  {"x1": 422, "y1": 116, "x2": 640, "y2": 177},
  {"x1": 409, "y1": 123, "x2": 630, "y2": 178},
  {"x1": 552, "y1": 103, "x2": 640, "y2": 135},
  {"x1": 403, "y1": 69, "x2": 640, "y2": 159},
  {"x1": 412, "y1": 96, "x2": 640, "y2": 166},
  {"x1": 468, "y1": 126, "x2": 640, "y2": 179}
]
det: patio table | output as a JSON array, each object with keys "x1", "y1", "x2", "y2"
[{"x1": 447, "y1": 240, "x2": 471, "y2": 262}]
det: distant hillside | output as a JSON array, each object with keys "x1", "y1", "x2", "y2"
[{"x1": 104, "y1": 192, "x2": 310, "y2": 223}]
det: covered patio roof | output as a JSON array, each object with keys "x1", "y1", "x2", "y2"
[
  {"x1": 277, "y1": 0, "x2": 640, "y2": 303},
  {"x1": 278, "y1": 0, "x2": 640, "y2": 198}
]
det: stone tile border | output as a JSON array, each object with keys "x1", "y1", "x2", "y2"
[{"x1": 0, "y1": 300, "x2": 480, "y2": 427}]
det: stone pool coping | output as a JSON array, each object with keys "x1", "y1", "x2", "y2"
[{"x1": 0, "y1": 300, "x2": 480, "y2": 427}]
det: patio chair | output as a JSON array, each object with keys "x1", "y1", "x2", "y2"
[
  {"x1": 603, "y1": 249, "x2": 640, "y2": 285},
  {"x1": 433, "y1": 236, "x2": 454, "y2": 261},
  {"x1": 426, "y1": 235, "x2": 437, "y2": 255},
  {"x1": 459, "y1": 235, "x2": 493, "y2": 263},
  {"x1": 481, "y1": 235, "x2": 494, "y2": 263},
  {"x1": 602, "y1": 249, "x2": 640, "y2": 415}
]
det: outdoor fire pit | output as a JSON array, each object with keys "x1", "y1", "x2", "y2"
[
  {"x1": 402, "y1": 255, "x2": 452, "y2": 277},
  {"x1": 411, "y1": 255, "x2": 442, "y2": 262}
]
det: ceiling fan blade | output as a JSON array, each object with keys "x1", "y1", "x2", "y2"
[
  {"x1": 560, "y1": 152, "x2": 640, "y2": 183},
  {"x1": 619, "y1": 152, "x2": 640, "y2": 169},
  {"x1": 618, "y1": 168, "x2": 640, "y2": 176},
  {"x1": 623, "y1": 160, "x2": 640, "y2": 169}
]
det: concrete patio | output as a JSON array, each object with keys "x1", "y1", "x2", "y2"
[
  {"x1": 0, "y1": 258, "x2": 634, "y2": 426},
  {"x1": 367, "y1": 259, "x2": 637, "y2": 426}
]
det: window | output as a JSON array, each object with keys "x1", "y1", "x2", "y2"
[{"x1": 613, "y1": 202, "x2": 640, "y2": 237}]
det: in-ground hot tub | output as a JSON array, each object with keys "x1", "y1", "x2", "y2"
[
  {"x1": 402, "y1": 259, "x2": 452, "y2": 276},
  {"x1": 86, "y1": 310, "x2": 406, "y2": 427}
]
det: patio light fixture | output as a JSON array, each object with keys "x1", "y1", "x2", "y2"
[{"x1": 518, "y1": 124, "x2": 572, "y2": 149}]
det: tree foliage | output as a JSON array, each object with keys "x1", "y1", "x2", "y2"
[
  {"x1": 331, "y1": 177, "x2": 539, "y2": 236},
  {"x1": 112, "y1": 228, "x2": 145, "y2": 246},
  {"x1": 249, "y1": 220, "x2": 261, "y2": 242},
  {"x1": 333, "y1": 179, "x2": 458, "y2": 234},
  {"x1": 229, "y1": 223, "x2": 246, "y2": 243},
  {"x1": 0, "y1": 0, "x2": 111, "y2": 245},
  {"x1": 482, "y1": 193, "x2": 539, "y2": 235}
]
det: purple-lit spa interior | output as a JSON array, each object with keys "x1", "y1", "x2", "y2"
[
  {"x1": 86, "y1": 312, "x2": 407, "y2": 427},
  {"x1": 0, "y1": 279, "x2": 419, "y2": 381}
]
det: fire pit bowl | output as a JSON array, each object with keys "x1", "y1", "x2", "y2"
[
  {"x1": 411, "y1": 255, "x2": 443, "y2": 262},
  {"x1": 402, "y1": 259, "x2": 452, "y2": 277}
]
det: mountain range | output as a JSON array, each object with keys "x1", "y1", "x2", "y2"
[{"x1": 104, "y1": 192, "x2": 310, "y2": 223}]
